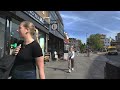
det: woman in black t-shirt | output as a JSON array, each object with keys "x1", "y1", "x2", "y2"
[{"x1": 11, "y1": 21, "x2": 45, "y2": 79}]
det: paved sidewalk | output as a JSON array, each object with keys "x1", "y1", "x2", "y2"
[{"x1": 44, "y1": 53, "x2": 108, "y2": 79}]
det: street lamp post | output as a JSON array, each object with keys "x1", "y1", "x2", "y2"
[{"x1": 86, "y1": 33, "x2": 89, "y2": 57}]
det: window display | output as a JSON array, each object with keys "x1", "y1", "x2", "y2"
[
  {"x1": 10, "y1": 18, "x2": 22, "y2": 55},
  {"x1": 0, "y1": 17, "x2": 5, "y2": 58}
]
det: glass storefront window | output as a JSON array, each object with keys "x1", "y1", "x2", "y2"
[
  {"x1": 38, "y1": 31, "x2": 45, "y2": 56},
  {"x1": 0, "y1": 17, "x2": 5, "y2": 59},
  {"x1": 10, "y1": 18, "x2": 22, "y2": 55}
]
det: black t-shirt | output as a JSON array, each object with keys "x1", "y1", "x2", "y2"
[{"x1": 13, "y1": 40, "x2": 43, "y2": 71}]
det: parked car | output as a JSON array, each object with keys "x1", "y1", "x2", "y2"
[{"x1": 107, "y1": 46, "x2": 118, "y2": 55}]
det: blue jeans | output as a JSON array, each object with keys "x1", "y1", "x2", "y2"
[{"x1": 11, "y1": 69, "x2": 36, "y2": 79}]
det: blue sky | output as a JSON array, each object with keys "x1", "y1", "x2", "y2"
[{"x1": 60, "y1": 11, "x2": 120, "y2": 43}]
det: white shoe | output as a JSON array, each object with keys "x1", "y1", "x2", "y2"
[
  {"x1": 68, "y1": 69, "x2": 71, "y2": 73},
  {"x1": 71, "y1": 68, "x2": 74, "y2": 71}
]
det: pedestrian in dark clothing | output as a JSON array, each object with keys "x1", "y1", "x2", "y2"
[{"x1": 11, "y1": 21, "x2": 45, "y2": 79}]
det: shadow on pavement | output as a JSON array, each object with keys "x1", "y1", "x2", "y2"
[
  {"x1": 46, "y1": 67, "x2": 68, "y2": 73},
  {"x1": 85, "y1": 54, "x2": 107, "y2": 79}
]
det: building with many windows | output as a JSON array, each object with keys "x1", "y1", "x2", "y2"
[
  {"x1": 114, "y1": 33, "x2": 120, "y2": 51},
  {"x1": 104, "y1": 38, "x2": 111, "y2": 47},
  {"x1": 115, "y1": 33, "x2": 120, "y2": 42},
  {"x1": 100, "y1": 34, "x2": 106, "y2": 46}
]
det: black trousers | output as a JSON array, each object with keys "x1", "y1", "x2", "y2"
[{"x1": 68, "y1": 59, "x2": 74, "y2": 69}]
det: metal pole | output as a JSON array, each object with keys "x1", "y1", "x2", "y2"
[
  {"x1": 86, "y1": 33, "x2": 87, "y2": 56},
  {"x1": 86, "y1": 33, "x2": 89, "y2": 57}
]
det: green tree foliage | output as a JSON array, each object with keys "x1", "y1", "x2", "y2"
[
  {"x1": 77, "y1": 39, "x2": 82, "y2": 48},
  {"x1": 80, "y1": 43, "x2": 86, "y2": 53},
  {"x1": 77, "y1": 39, "x2": 86, "y2": 52},
  {"x1": 87, "y1": 34, "x2": 104, "y2": 51}
]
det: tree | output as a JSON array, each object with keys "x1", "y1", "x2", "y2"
[
  {"x1": 77, "y1": 39, "x2": 86, "y2": 53},
  {"x1": 81, "y1": 44, "x2": 86, "y2": 53},
  {"x1": 87, "y1": 34, "x2": 104, "y2": 51},
  {"x1": 77, "y1": 39, "x2": 82, "y2": 47}
]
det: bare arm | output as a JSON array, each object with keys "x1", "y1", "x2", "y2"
[{"x1": 36, "y1": 56, "x2": 45, "y2": 79}]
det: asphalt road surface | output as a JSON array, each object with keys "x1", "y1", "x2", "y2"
[
  {"x1": 44, "y1": 53, "x2": 109, "y2": 79},
  {"x1": 105, "y1": 52, "x2": 120, "y2": 63}
]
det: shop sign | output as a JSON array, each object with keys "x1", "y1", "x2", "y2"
[
  {"x1": 23, "y1": 11, "x2": 44, "y2": 25},
  {"x1": 51, "y1": 23, "x2": 58, "y2": 30}
]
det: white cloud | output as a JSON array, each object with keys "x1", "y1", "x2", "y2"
[
  {"x1": 62, "y1": 15, "x2": 116, "y2": 34},
  {"x1": 61, "y1": 14, "x2": 86, "y2": 21},
  {"x1": 112, "y1": 16, "x2": 120, "y2": 21},
  {"x1": 106, "y1": 32, "x2": 116, "y2": 40},
  {"x1": 116, "y1": 11, "x2": 120, "y2": 14},
  {"x1": 61, "y1": 12, "x2": 120, "y2": 35},
  {"x1": 102, "y1": 27, "x2": 116, "y2": 33},
  {"x1": 87, "y1": 21, "x2": 117, "y2": 33},
  {"x1": 61, "y1": 14, "x2": 87, "y2": 25}
]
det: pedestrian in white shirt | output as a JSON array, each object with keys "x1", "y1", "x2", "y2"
[{"x1": 68, "y1": 46, "x2": 75, "y2": 73}]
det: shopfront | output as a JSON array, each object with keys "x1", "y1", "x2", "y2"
[
  {"x1": 0, "y1": 15, "x2": 6, "y2": 59},
  {"x1": 48, "y1": 11, "x2": 64, "y2": 59},
  {"x1": 0, "y1": 11, "x2": 49, "y2": 59}
]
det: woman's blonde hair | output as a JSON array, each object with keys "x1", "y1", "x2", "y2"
[{"x1": 21, "y1": 21, "x2": 36, "y2": 36}]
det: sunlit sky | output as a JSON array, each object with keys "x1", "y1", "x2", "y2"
[{"x1": 60, "y1": 11, "x2": 120, "y2": 43}]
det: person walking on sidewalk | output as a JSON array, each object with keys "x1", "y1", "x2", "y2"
[
  {"x1": 11, "y1": 21, "x2": 45, "y2": 79},
  {"x1": 68, "y1": 46, "x2": 75, "y2": 73}
]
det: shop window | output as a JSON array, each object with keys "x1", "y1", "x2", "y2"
[
  {"x1": 10, "y1": 18, "x2": 22, "y2": 55},
  {"x1": 0, "y1": 17, "x2": 5, "y2": 59}
]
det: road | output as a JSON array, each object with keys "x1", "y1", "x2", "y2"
[
  {"x1": 44, "y1": 53, "x2": 109, "y2": 79},
  {"x1": 105, "y1": 52, "x2": 120, "y2": 63}
]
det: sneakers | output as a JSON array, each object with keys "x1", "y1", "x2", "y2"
[
  {"x1": 71, "y1": 68, "x2": 74, "y2": 71},
  {"x1": 68, "y1": 68, "x2": 74, "y2": 73},
  {"x1": 68, "y1": 69, "x2": 71, "y2": 73}
]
